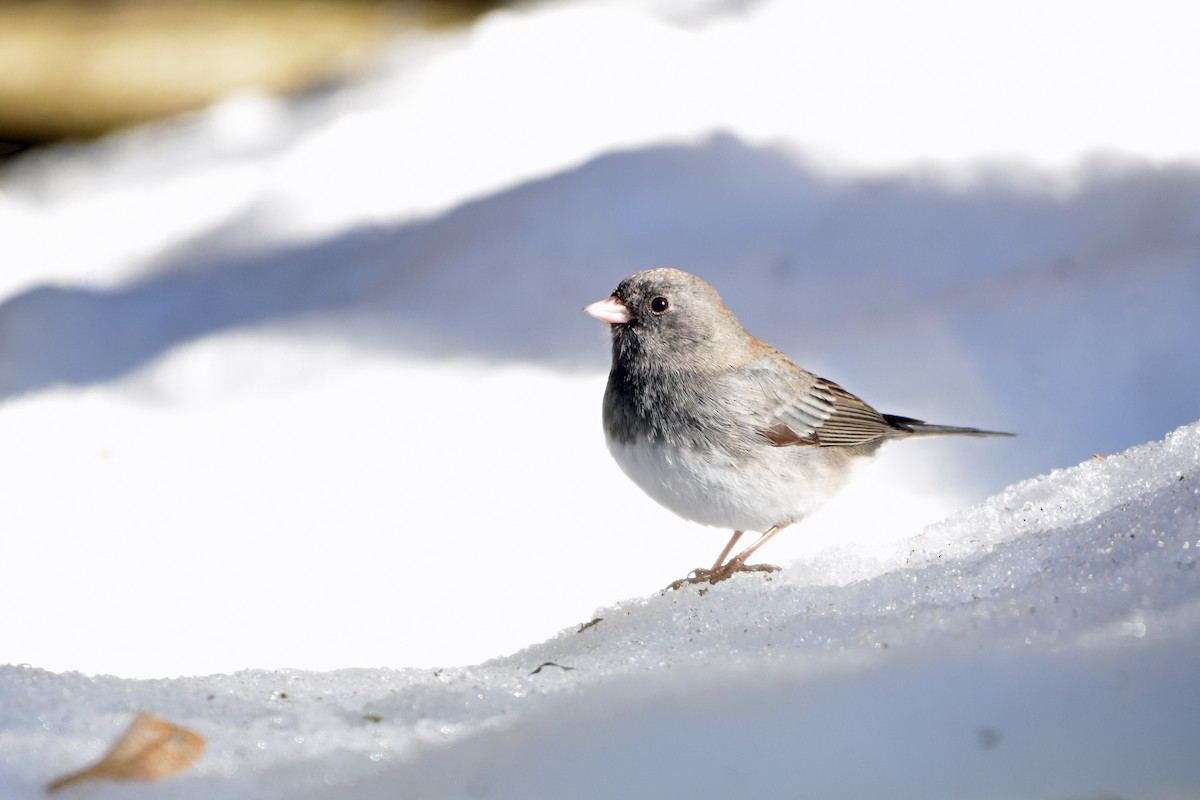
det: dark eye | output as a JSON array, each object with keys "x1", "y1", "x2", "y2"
[{"x1": 650, "y1": 296, "x2": 669, "y2": 314}]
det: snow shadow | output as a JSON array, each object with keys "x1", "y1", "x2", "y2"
[{"x1": 2, "y1": 134, "x2": 1198, "y2": 467}]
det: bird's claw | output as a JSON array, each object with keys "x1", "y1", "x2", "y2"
[{"x1": 666, "y1": 561, "x2": 780, "y2": 590}]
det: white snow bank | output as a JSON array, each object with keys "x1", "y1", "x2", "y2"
[
  {"x1": 2, "y1": 421, "x2": 1197, "y2": 799},
  {"x1": 2, "y1": 0, "x2": 1199, "y2": 704},
  {"x1": 4, "y1": 133, "x2": 1198, "y2": 677},
  {"x1": 0, "y1": 331, "x2": 983, "y2": 677}
]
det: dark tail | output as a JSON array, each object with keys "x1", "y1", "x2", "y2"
[{"x1": 883, "y1": 414, "x2": 1015, "y2": 438}]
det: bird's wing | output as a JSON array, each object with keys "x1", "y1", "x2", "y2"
[{"x1": 745, "y1": 357, "x2": 896, "y2": 448}]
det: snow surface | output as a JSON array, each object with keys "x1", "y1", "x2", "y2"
[
  {"x1": 2, "y1": 0, "x2": 1200, "y2": 793},
  {"x1": 2, "y1": 422, "x2": 1198, "y2": 798}
]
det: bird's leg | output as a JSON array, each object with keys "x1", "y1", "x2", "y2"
[
  {"x1": 667, "y1": 527, "x2": 786, "y2": 589},
  {"x1": 724, "y1": 523, "x2": 789, "y2": 572},
  {"x1": 710, "y1": 530, "x2": 745, "y2": 572},
  {"x1": 666, "y1": 531, "x2": 743, "y2": 589}
]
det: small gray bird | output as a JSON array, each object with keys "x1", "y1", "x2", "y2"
[{"x1": 585, "y1": 268, "x2": 1012, "y2": 587}]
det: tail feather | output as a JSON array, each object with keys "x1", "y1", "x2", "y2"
[{"x1": 883, "y1": 414, "x2": 1015, "y2": 438}]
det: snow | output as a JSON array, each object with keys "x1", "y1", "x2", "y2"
[
  {"x1": 2, "y1": 0, "x2": 1200, "y2": 794},
  {"x1": 2, "y1": 422, "x2": 1198, "y2": 798}
]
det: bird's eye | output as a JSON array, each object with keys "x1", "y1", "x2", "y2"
[{"x1": 650, "y1": 296, "x2": 670, "y2": 314}]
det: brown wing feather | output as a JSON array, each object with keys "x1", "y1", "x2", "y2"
[
  {"x1": 757, "y1": 373, "x2": 896, "y2": 448},
  {"x1": 806, "y1": 378, "x2": 895, "y2": 446}
]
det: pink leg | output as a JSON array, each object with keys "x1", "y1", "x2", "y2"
[
  {"x1": 725, "y1": 523, "x2": 790, "y2": 570},
  {"x1": 667, "y1": 525, "x2": 789, "y2": 589},
  {"x1": 710, "y1": 530, "x2": 745, "y2": 572}
]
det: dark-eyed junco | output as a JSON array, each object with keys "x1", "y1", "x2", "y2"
[{"x1": 585, "y1": 268, "x2": 1012, "y2": 587}]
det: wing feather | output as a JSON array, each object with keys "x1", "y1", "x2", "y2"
[{"x1": 746, "y1": 358, "x2": 895, "y2": 448}]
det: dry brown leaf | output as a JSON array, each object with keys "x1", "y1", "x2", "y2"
[{"x1": 46, "y1": 712, "x2": 204, "y2": 794}]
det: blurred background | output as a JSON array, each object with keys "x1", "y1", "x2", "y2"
[
  {"x1": 1, "y1": 0, "x2": 1198, "y2": 678},
  {"x1": 0, "y1": 0, "x2": 502, "y2": 156}
]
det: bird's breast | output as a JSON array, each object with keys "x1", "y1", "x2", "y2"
[{"x1": 605, "y1": 424, "x2": 856, "y2": 532}]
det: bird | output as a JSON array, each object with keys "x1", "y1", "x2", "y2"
[{"x1": 584, "y1": 268, "x2": 1012, "y2": 588}]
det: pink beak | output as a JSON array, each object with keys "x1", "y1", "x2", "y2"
[{"x1": 584, "y1": 296, "x2": 631, "y2": 325}]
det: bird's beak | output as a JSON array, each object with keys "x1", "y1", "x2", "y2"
[{"x1": 584, "y1": 296, "x2": 631, "y2": 325}]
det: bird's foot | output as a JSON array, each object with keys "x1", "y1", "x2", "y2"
[{"x1": 666, "y1": 561, "x2": 780, "y2": 590}]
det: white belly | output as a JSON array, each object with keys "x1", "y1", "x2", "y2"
[{"x1": 607, "y1": 436, "x2": 855, "y2": 532}]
